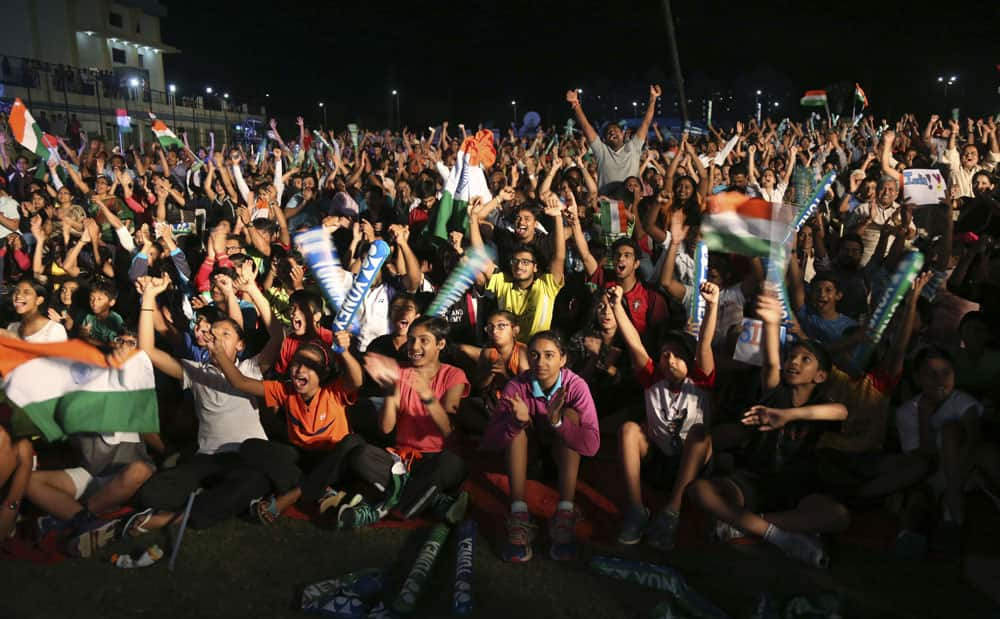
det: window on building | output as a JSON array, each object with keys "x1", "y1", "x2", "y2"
[
  {"x1": 112, "y1": 47, "x2": 126, "y2": 64},
  {"x1": 137, "y1": 53, "x2": 144, "y2": 68},
  {"x1": 109, "y1": 12, "x2": 123, "y2": 28}
]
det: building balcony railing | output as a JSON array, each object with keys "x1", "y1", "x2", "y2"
[{"x1": 0, "y1": 54, "x2": 264, "y2": 116}]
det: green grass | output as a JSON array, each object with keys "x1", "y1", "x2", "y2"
[{"x1": 2, "y1": 515, "x2": 997, "y2": 619}]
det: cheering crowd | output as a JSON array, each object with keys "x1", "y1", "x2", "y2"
[{"x1": 1, "y1": 84, "x2": 999, "y2": 570}]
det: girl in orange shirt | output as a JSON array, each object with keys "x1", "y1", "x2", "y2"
[{"x1": 209, "y1": 333, "x2": 396, "y2": 524}]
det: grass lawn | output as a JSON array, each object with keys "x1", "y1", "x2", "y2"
[{"x1": 2, "y1": 511, "x2": 997, "y2": 619}]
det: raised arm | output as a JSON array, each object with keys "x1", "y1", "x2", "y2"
[
  {"x1": 137, "y1": 276, "x2": 185, "y2": 380},
  {"x1": 567, "y1": 208, "x2": 599, "y2": 276},
  {"x1": 542, "y1": 194, "x2": 566, "y2": 286},
  {"x1": 756, "y1": 292, "x2": 783, "y2": 391},
  {"x1": 695, "y1": 282, "x2": 719, "y2": 376},
  {"x1": 208, "y1": 335, "x2": 266, "y2": 398},
  {"x1": 657, "y1": 209, "x2": 689, "y2": 301},
  {"x1": 565, "y1": 90, "x2": 599, "y2": 146},
  {"x1": 608, "y1": 284, "x2": 650, "y2": 370},
  {"x1": 634, "y1": 85, "x2": 662, "y2": 144}
]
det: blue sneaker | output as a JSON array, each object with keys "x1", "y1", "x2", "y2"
[
  {"x1": 646, "y1": 509, "x2": 680, "y2": 551},
  {"x1": 36, "y1": 515, "x2": 71, "y2": 540},
  {"x1": 617, "y1": 506, "x2": 650, "y2": 545},
  {"x1": 502, "y1": 511, "x2": 536, "y2": 563},
  {"x1": 548, "y1": 508, "x2": 578, "y2": 561}
]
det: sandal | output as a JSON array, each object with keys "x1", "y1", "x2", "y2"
[
  {"x1": 250, "y1": 495, "x2": 280, "y2": 525},
  {"x1": 122, "y1": 508, "x2": 154, "y2": 538}
]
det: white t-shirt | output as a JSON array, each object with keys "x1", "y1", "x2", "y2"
[
  {"x1": 590, "y1": 136, "x2": 643, "y2": 195},
  {"x1": 0, "y1": 196, "x2": 19, "y2": 240},
  {"x1": 644, "y1": 376, "x2": 709, "y2": 456},
  {"x1": 7, "y1": 320, "x2": 68, "y2": 342},
  {"x1": 181, "y1": 355, "x2": 267, "y2": 454},
  {"x1": 356, "y1": 277, "x2": 433, "y2": 352},
  {"x1": 895, "y1": 389, "x2": 981, "y2": 453}
]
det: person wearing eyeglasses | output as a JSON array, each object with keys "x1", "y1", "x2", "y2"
[{"x1": 469, "y1": 193, "x2": 566, "y2": 343}]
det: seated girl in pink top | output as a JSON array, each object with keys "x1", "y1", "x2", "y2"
[
  {"x1": 358, "y1": 316, "x2": 470, "y2": 527},
  {"x1": 482, "y1": 330, "x2": 600, "y2": 563}
]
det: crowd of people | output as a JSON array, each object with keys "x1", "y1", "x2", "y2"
[{"x1": 1, "y1": 84, "x2": 999, "y2": 571}]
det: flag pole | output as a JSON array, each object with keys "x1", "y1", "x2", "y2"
[{"x1": 660, "y1": 0, "x2": 689, "y2": 128}]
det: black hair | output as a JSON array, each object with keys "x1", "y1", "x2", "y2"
[
  {"x1": 410, "y1": 315, "x2": 449, "y2": 343},
  {"x1": 913, "y1": 345, "x2": 954, "y2": 374},
  {"x1": 291, "y1": 340, "x2": 333, "y2": 383},
  {"x1": 610, "y1": 236, "x2": 641, "y2": 257},
  {"x1": 90, "y1": 276, "x2": 118, "y2": 300},
  {"x1": 840, "y1": 233, "x2": 864, "y2": 248},
  {"x1": 811, "y1": 271, "x2": 840, "y2": 291},
  {"x1": 528, "y1": 330, "x2": 565, "y2": 355},
  {"x1": 290, "y1": 290, "x2": 324, "y2": 324},
  {"x1": 787, "y1": 339, "x2": 832, "y2": 374},
  {"x1": 210, "y1": 266, "x2": 238, "y2": 282},
  {"x1": 212, "y1": 316, "x2": 245, "y2": 342},
  {"x1": 511, "y1": 244, "x2": 540, "y2": 265},
  {"x1": 659, "y1": 330, "x2": 697, "y2": 368}
]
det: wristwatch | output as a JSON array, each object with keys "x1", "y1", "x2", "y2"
[
  {"x1": 420, "y1": 394, "x2": 436, "y2": 405},
  {"x1": 7, "y1": 500, "x2": 19, "y2": 511}
]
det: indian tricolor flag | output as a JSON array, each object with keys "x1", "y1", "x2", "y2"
[
  {"x1": 855, "y1": 83, "x2": 869, "y2": 108},
  {"x1": 149, "y1": 113, "x2": 184, "y2": 150},
  {"x1": 702, "y1": 193, "x2": 779, "y2": 257},
  {"x1": 800, "y1": 90, "x2": 828, "y2": 107},
  {"x1": 7, "y1": 98, "x2": 52, "y2": 161},
  {"x1": 598, "y1": 198, "x2": 630, "y2": 236},
  {"x1": 0, "y1": 339, "x2": 159, "y2": 442},
  {"x1": 429, "y1": 130, "x2": 495, "y2": 240}
]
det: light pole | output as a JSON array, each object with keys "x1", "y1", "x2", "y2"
[
  {"x1": 319, "y1": 102, "x2": 326, "y2": 129},
  {"x1": 391, "y1": 90, "x2": 400, "y2": 129},
  {"x1": 755, "y1": 89, "x2": 762, "y2": 124},
  {"x1": 937, "y1": 75, "x2": 957, "y2": 98},
  {"x1": 222, "y1": 93, "x2": 230, "y2": 144},
  {"x1": 511, "y1": 100, "x2": 517, "y2": 126},
  {"x1": 632, "y1": 101, "x2": 637, "y2": 116},
  {"x1": 205, "y1": 87, "x2": 213, "y2": 144},
  {"x1": 168, "y1": 84, "x2": 177, "y2": 128}
]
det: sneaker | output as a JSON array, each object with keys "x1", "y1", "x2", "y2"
[
  {"x1": 318, "y1": 488, "x2": 355, "y2": 515},
  {"x1": 431, "y1": 490, "x2": 469, "y2": 525},
  {"x1": 337, "y1": 497, "x2": 384, "y2": 530},
  {"x1": 710, "y1": 518, "x2": 746, "y2": 543},
  {"x1": 384, "y1": 465, "x2": 410, "y2": 509},
  {"x1": 646, "y1": 509, "x2": 679, "y2": 551},
  {"x1": 65, "y1": 518, "x2": 121, "y2": 559},
  {"x1": 778, "y1": 532, "x2": 830, "y2": 568},
  {"x1": 36, "y1": 515, "x2": 71, "y2": 540},
  {"x1": 548, "y1": 508, "x2": 578, "y2": 561},
  {"x1": 894, "y1": 529, "x2": 928, "y2": 560},
  {"x1": 617, "y1": 506, "x2": 650, "y2": 545},
  {"x1": 503, "y1": 511, "x2": 536, "y2": 563}
]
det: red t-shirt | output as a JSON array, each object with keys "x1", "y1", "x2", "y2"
[
  {"x1": 588, "y1": 270, "x2": 668, "y2": 337},
  {"x1": 395, "y1": 364, "x2": 470, "y2": 453},
  {"x1": 636, "y1": 358, "x2": 715, "y2": 391}
]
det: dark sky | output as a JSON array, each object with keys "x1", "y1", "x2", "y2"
[{"x1": 161, "y1": 0, "x2": 997, "y2": 129}]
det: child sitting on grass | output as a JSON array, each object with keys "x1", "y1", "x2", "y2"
[
  {"x1": 613, "y1": 280, "x2": 719, "y2": 550},
  {"x1": 686, "y1": 293, "x2": 849, "y2": 567},
  {"x1": 482, "y1": 330, "x2": 600, "y2": 562}
]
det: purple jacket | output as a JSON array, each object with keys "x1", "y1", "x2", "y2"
[{"x1": 482, "y1": 368, "x2": 600, "y2": 457}]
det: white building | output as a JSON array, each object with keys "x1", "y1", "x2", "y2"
[{"x1": 0, "y1": 0, "x2": 265, "y2": 148}]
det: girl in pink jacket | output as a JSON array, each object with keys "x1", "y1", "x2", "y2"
[{"x1": 482, "y1": 330, "x2": 599, "y2": 563}]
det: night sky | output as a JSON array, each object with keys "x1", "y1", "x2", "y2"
[{"x1": 161, "y1": 0, "x2": 997, "y2": 129}]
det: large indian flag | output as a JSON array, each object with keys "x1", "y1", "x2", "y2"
[
  {"x1": 7, "y1": 98, "x2": 52, "y2": 161},
  {"x1": 429, "y1": 130, "x2": 494, "y2": 240},
  {"x1": 800, "y1": 90, "x2": 828, "y2": 107},
  {"x1": 149, "y1": 113, "x2": 184, "y2": 150},
  {"x1": 0, "y1": 339, "x2": 159, "y2": 442},
  {"x1": 702, "y1": 193, "x2": 779, "y2": 257}
]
